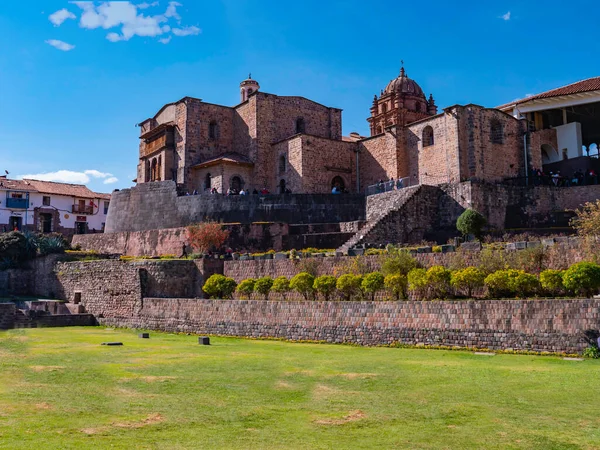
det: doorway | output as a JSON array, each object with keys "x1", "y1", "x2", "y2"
[
  {"x1": 279, "y1": 179, "x2": 286, "y2": 194},
  {"x1": 9, "y1": 216, "x2": 22, "y2": 231},
  {"x1": 75, "y1": 221, "x2": 87, "y2": 235},
  {"x1": 40, "y1": 213, "x2": 53, "y2": 233}
]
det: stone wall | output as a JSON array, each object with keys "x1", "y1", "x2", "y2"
[
  {"x1": 0, "y1": 303, "x2": 16, "y2": 330},
  {"x1": 105, "y1": 181, "x2": 365, "y2": 233},
  {"x1": 97, "y1": 297, "x2": 598, "y2": 354}
]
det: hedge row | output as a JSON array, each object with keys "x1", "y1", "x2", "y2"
[{"x1": 201, "y1": 261, "x2": 600, "y2": 300}]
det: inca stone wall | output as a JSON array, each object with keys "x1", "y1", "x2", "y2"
[
  {"x1": 98, "y1": 297, "x2": 598, "y2": 354},
  {"x1": 105, "y1": 181, "x2": 365, "y2": 233},
  {"x1": 0, "y1": 303, "x2": 16, "y2": 330}
]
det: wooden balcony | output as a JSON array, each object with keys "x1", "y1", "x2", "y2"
[
  {"x1": 140, "y1": 129, "x2": 174, "y2": 158},
  {"x1": 72, "y1": 204, "x2": 93, "y2": 214}
]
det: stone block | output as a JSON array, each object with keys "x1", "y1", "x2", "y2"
[
  {"x1": 348, "y1": 248, "x2": 364, "y2": 256},
  {"x1": 505, "y1": 243, "x2": 516, "y2": 251},
  {"x1": 514, "y1": 241, "x2": 527, "y2": 250},
  {"x1": 139, "y1": 333, "x2": 150, "y2": 339},
  {"x1": 441, "y1": 245, "x2": 455, "y2": 253},
  {"x1": 274, "y1": 253, "x2": 287, "y2": 260},
  {"x1": 460, "y1": 242, "x2": 482, "y2": 252},
  {"x1": 542, "y1": 238, "x2": 556, "y2": 247},
  {"x1": 417, "y1": 247, "x2": 432, "y2": 254},
  {"x1": 526, "y1": 241, "x2": 541, "y2": 249},
  {"x1": 199, "y1": 336, "x2": 210, "y2": 345}
]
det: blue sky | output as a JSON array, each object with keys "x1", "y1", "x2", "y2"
[{"x1": 0, "y1": 0, "x2": 598, "y2": 193}]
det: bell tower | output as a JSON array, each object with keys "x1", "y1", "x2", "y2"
[{"x1": 240, "y1": 74, "x2": 260, "y2": 103}]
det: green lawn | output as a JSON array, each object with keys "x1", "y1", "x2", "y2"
[{"x1": 1, "y1": 328, "x2": 599, "y2": 450}]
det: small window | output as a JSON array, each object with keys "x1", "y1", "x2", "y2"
[
  {"x1": 296, "y1": 117, "x2": 305, "y2": 134},
  {"x1": 422, "y1": 126, "x2": 434, "y2": 147},
  {"x1": 205, "y1": 173, "x2": 212, "y2": 190},
  {"x1": 491, "y1": 120, "x2": 504, "y2": 144},
  {"x1": 103, "y1": 201, "x2": 109, "y2": 215},
  {"x1": 248, "y1": 88, "x2": 253, "y2": 95},
  {"x1": 562, "y1": 149, "x2": 568, "y2": 160},
  {"x1": 279, "y1": 155, "x2": 286, "y2": 174},
  {"x1": 11, "y1": 193, "x2": 23, "y2": 199},
  {"x1": 382, "y1": 103, "x2": 387, "y2": 113},
  {"x1": 43, "y1": 196, "x2": 51, "y2": 206},
  {"x1": 209, "y1": 121, "x2": 219, "y2": 140},
  {"x1": 415, "y1": 102, "x2": 421, "y2": 113}
]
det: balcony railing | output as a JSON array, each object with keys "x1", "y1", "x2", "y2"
[
  {"x1": 6, "y1": 197, "x2": 29, "y2": 209},
  {"x1": 72, "y1": 204, "x2": 93, "y2": 214},
  {"x1": 141, "y1": 132, "x2": 174, "y2": 158}
]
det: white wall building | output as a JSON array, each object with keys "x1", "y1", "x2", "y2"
[{"x1": 0, "y1": 177, "x2": 111, "y2": 237}]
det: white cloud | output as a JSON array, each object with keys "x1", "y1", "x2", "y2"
[
  {"x1": 172, "y1": 25, "x2": 200, "y2": 37},
  {"x1": 49, "y1": 8, "x2": 76, "y2": 26},
  {"x1": 66, "y1": 1, "x2": 199, "y2": 44},
  {"x1": 45, "y1": 39, "x2": 75, "y2": 51},
  {"x1": 500, "y1": 11, "x2": 511, "y2": 21},
  {"x1": 137, "y1": 1, "x2": 159, "y2": 9},
  {"x1": 18, "y1": 169, "x2": 115, "y2": 184},
  {"x1": 165, "y1": 1, "x2": 181, "y2": 20}
]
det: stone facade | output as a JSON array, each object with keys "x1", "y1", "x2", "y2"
[{"x1": 0, "y1": 303, "x2": 16, "y2": 330}]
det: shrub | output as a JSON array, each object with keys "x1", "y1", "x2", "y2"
[
  {"x1": 539, "y1": 269, "x2": 565, "y2": 296},
  {"x1": 563, "y1": 262, "x2": 600, "y2": 297},
  {"x1": 0, "y1": 231, "x2": 35, "y2": 263},
  {"x1": 425, "y1": 266, "x2": 452, "y2": 299},
  {"x1": 254, "y1": 276, "x2": 274, "y2": 300},
  {"x1": 271, "y1": 276, "x2": 290, "y2": 299},
  {"x1": 236, "y1": 278, "x2": 256, "y2": 299},
  {"x1": 333, "y1": 255, "x2": 371, "y2": 276},
  {"x1": 187, "y1": 222, "x2": 229, "y2": 254},
  {"x1": 432, "y1": 245, "x2": 442, "y2": 253},
  {"x1": 571, "y1": 199, "x2": 600, "y2": 237},
  {"x1": 38, "y1": 233, "x2": 68, "y2": 255},
  {"x1": 456, "y1": 209, "x2": 486, "y2": 241},
  {"x1": 365, "y1": 248, "x2": 385, "y2": 256},
  {"x1": 583, "y1": 346, "x2": 600, "y2": 359},
  {"x1": 336, "y1": 274, "x2": 362, "y2": 301},
  {"x1": 384, "y1": 274, "x2": 408, "y2": 300},
  {"x1": 408, "y1": 268, "x2": 428, "y2": 300},
  {"x1": 361, "y1": 272, "x2": 385, "y2": 301},
  {"x1": 202, "y1": 274, "x2": 237, "y2": 299},
  {"x1": 451, "y1": 267, "x2": 486, "y2": 298},
  {"x1": 290, "y1": 272, "x2": 315, "y2": 300},
  {"x1": 314, "y1": 275, "x2": 337, "y2": 301},
  {"x1": 484, "y1": 269, "x2": 540, "y2": 298},
  {"x1": 380, "y1": 248, "x2": 418, "y2": 276}
]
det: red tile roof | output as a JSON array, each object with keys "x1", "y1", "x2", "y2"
[
  {"x1": 497, "y1": 76, "x2": 600, "y2": 109},
  {"x1": 191, "y1": 152, "x2": 254, "y2": 169},
  {"x1": 23, "y1": 179, "x2": 111, "y2": 199},
  {"x1": 0, "y1": 177, "x2": 37, "y2": 191}
]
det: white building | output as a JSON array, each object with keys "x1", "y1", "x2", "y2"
[{"x1": 0, "y1": 176, "x2": 111, "y2": 237}]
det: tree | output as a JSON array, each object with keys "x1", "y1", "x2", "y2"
[
  {"x1": 290, "y1": 272, "x2": 315, "y2": 300},
  {"x1": 384, "y1": 274, "x2": 408, "y2": 300},
  {"x1": 254, "y1": 277, "x2": 274, "y2": 300},
  {"x1": 236, "y1": 279, "x2": 256, "y2": 299},
  {"x1": 450, "y1": 267, "x2": 486, "y2": 298},
  {"x1": 202, "y1": 274, "x2": 237, "y2": 299},
  {"x1": 336, "y1": 274, "x2": 362, "y2": 301},
  {"x1": 407, "y1": 268, "x2": 428, "y2": 300},
  {"x1": 271, "y1": 276, "x2": 290, "y2": 300},
  {"x1": 456, "y1": 209, "x2": 487, "y2": 241},
  {"x1": 563, "y1": 262, "x2": 600, "y2": 297},
  {"x1": 425, "y1": 265, "x2": 452, "y2": 299},
  {"x1": 380, "y1": 247, "x2": 418, "y2": 276},
  {"x1": 539, "y1": 269, "x2": 565, "y2": 296},
  {"x1": 187, "y1": 222, "x2": 229, "y2": 254},
  {"x1": 314, "y1": 275, "x2": 337, "y2": 301},
  {"x1": 571, "y1": 200, "x2": 600, "y2": 237},
  {"x1": 361, "y1": 272, "x2": 385, "y2": 301}
]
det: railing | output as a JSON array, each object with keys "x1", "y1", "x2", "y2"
[
  {"x1": 6, "y1": 197, "x2": 29, "y2": 209},
  {"x1": 141, "y1": 132, "x2": 174, "y2": 158},
  {"x1": 365, "y1": 177, "x2": 412, "y2": 196},
  {"x1": 72, "y1": 204, "x2": 93, "y2": 214},
  {"x1": 503, "y1": 174, "x2": 599, "y2": 187}
]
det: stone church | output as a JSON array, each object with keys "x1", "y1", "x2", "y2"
[{"x1": 136, "y1": 67, "x2": 549, "y2": 194}]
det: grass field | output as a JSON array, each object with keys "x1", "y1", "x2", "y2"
[{"x1": 1, "y1": 328, "x2": 600, "y2": 449}]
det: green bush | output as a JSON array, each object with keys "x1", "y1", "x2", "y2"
[
  {"x1": 456, "y1": 209, "x2": 486, "y2": 240},
  {"x1": 451, "y1": 267, "x2": 486, "y2": 298},
  {"x1": 380, "y1": 248, "x2": 418, "y2": 276},
  {"x1": 236, "y1": 278, "x2": 256, "y2": 299},
  {"x1": 407, "y1": 268, "x2": 428, "y2": 300},
  {"x1": 563, "y1": 262, "x2": 600, "y2": 297},
  {"x1": 0, "y1": 231, "x2": 35, "y2": 263},
  {"x1": 384, "y1": 274, "x2": 408, "y2": 300},
  {"x1": 336, "y1": 274, "x2": 362, "y2": 301},
  {"x1": 539, "y1": 269, "x2": 565, "y2": 296},
  {"x1": 202, "y1": 274, "x2": 237, "y2": 299},
  {"x1": 484, "y1": 269, "x2": 539, "y2": 298},
  {"x1": 426, "y1": 266, "x2": 452, "y2": 299},
  {"x1": 583, "y1": 346, "x2": 600, "y2": 359},
  {"x1": 271, "y1": 276, "x2": 290, "y2": 299},
  {"x1": 361, "y1": 272, "x2": 385, "y2": 301},
  {"x1": 432, "y1": 245, "x2": 442, "y2": 253},
  {"x1": 314, "y1": 275, "x2": 337, "y2": 301},
  {"x1": 254, "y1": 277, "x2": 274, "y2": 300},
  {"x1": 290, "y1": 272, "x2": 315, "y2": 300}
]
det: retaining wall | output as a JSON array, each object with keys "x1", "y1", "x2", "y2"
[{"x1": 0, "y1": 303, "x2": 16, "y2": 330}]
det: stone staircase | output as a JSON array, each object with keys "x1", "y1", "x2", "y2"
[
  {"x1": 338, "y1": 185, "x2": 422, "y2": 254},
  {"x1": 13, "y1": 310, "x2": 37, "y2": 329}
]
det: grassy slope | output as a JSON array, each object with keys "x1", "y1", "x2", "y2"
[{"x1": 1, "y1": 327, "x2": 599, "y2": 450}]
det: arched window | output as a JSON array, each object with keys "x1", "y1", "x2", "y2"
[
  {"x1": 331, "y1": 176, "x2": 345, "y2": 192},
  {"x1": 279, "y1": 179, "x2": 286, "y2": 194},
  {"x1": 230, "y1": 176, "x2": 243, "y2": 192},
  {"x1": 204, "y1": 173, "x2": 212, "y2": 190},
  {"x1": 376, "y1": 126, "x2": 383, "y2": 134},
  {"x1": 415, "y1": 102, "x2": 421, "y2": 113},
  {"x1": 151, "y1": 158, "x2": 158, "y2": 181},
  {"x1": 145, "y1": 160, "x2": 151, "y2": 182},
  {"x1": 296, "y1": 117, "x2": 305, "y2": 134},
  {"x1": 382, "y1": 103, "x2": 387, "y2": 114},
  {"x1": 247, "y1": 88, "x2": 253, "y2": 95},
  {"x1": 209, "y1": 121, "x2": 219, "y2": 140},
  {"x1": 157, "y1": 156, "x2": 162, "y2": 181},
  {"x1": 422, "y1": 126, "x2": 434, "y2": 147},
  {"x1": 279, "y1": 155, "x2": 286, "y2": 174},
  {"x1": 490, "y1": 120, "x2": 503, "y2": 144}
]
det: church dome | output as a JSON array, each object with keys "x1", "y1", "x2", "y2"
[{"x1": 382, "y1": 67, "x2": 425, "y2": 97}]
